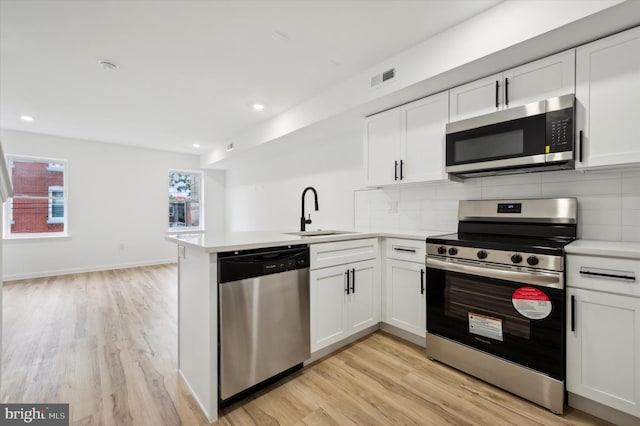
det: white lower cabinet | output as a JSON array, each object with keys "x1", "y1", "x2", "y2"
[
  {"x1": 383, "y1": 238, "x2": 427, "y2": 339},
  {"x1": 310, "y1": 260, "x2": 378, "y2": 352},
  {"x1": 567, "y1": 253, "x2": 640, "y2": 419},
  {"x1": 310, "y1": 239, "x2": 380, "y2": 353},
  {"x1": 384, "y1": 259, "x2": 425, "y2": 337},
  {"x1": 567, "y1": 288, "x2": 640, "y2": 417}
]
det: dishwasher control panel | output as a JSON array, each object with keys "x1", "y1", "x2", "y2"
[{"x1": 218, "y1": 244, "x2": 309, "y2": 283}]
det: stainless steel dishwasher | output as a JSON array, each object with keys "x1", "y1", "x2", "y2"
[{"x1": 218, "y1": 244, "x2": 310, "y2": 405}]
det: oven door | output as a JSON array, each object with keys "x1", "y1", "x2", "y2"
[{"x1": 426, "y1": 257, "x2": 564, "y2": 380}]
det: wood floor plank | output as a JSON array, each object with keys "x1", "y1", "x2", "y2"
[{"x1": 2, "y1": 264, "x2": 613, "y2": 426}]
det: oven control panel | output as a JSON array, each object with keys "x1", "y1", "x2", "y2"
[{"x1": 427, "y1": 244, "x2": 563, "y2": 272}]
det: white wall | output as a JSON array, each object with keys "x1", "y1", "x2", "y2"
[
  {"x1": 225, "y1": 118, "x2": 640, "y2": 243},
  {"x1": 355, "y1": 168, "x2": 640, "y2": 242},
  {"x1": 1, "y1": 129, "x2": 225, "y2": 280},
  {"x1": 225, "y1": 123, "x2": 363, "y2": 232}
]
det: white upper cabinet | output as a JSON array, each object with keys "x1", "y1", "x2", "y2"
[
  {"x1": 450, "y1": 49, "x2": 575, "y2": 122},
  {"x1": 364, "y1": 91, "x2": 449, "y2": 186},
  {"x1": 364, "y1": 108, "x2": 401, "y2": 187},
  {"x1": 401, "y1": 92, "x2": 449, "y2": 183},
  {"x1": 576, "y1": 26, "x2": 640, "y2": 170},
  {"x1": 449, "y1": 73, "x2": 502, "y2": 122}
]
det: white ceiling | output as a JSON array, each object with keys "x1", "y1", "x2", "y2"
[{"x1": 0, "y1": 0, "x2": 501, "y2": 154}]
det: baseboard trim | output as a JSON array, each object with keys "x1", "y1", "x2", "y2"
[
  {"x1": 568, "y1": 392, "x2": 640, "y2": 426},
  {"x1": 3, "y1": 259, "x2": 176, "y2": 281},
  {"x1": 306, "y1": 324, "x2": 380, "y2": 364},
  {"x1": 178, "y1": 370, "x2": 217, "y2": 424},
  {"x1": 379, "y1": 322, "x2": 425, "y2": 347}
]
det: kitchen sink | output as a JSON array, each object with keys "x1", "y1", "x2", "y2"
[{"x1": 285, "y1": 230, "x2": 356, "y2": 237}]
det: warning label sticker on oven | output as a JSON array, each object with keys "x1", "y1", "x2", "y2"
[
  {"x1": 512, "y1": 287, "x2": 552, "y2": 320},
  {"x1": 468, "y1": 313, "x2": 503, "y2": 342}
]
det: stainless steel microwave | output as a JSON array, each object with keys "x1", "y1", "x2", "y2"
[{"x1": 445, "y1": 94, "x2": 575, "y2": 178}]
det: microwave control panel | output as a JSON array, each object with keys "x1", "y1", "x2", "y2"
[{"x1": 546, "y1": 107, "x2": 573, "y2": 153}]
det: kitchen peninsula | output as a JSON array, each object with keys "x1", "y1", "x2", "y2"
[{"x1": 166, "y1": 229, "x2": 444, "y2": 422}]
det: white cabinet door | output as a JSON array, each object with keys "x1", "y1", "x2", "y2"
[
  {"x1": 385, "y1": 259, "x2": 425, "y2": 337},
  {"x1": 348, "y1": 259, "x2": 379, "y2": 334},
  {"x1": 364, "y1": 108, "x2": 401, "y2": 186},
  {"x1": 503, "y1": 49, "x2": 575, "y2": 108},
  {"x1": 310, "y1": 265, "x2": 349, "y2": 352},
  {"x1": 450, "y1": 49, "x2": 575, "y2": 122},
  {"x1": 567, "y1": 287, "x2": 640, "y2": 417},
  {"x1": 310, "y1": 259, "x2": 379, "y2": 352},
  {"x1": 449, "y1": 73, "x2": 502, "y2": 122},
  {"x1": 401, "y1": 92, "x2": 449, "y2": 183},
  {"x1": 576, "y1": 27, "x2": 640, "y2": 169}
]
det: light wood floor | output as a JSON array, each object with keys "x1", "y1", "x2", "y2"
[{"x1": 2, "y1": 265, "x2": 610, "y2": 426}]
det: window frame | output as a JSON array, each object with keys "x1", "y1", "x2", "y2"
[
  {"x1": 3, "y1": 155, "x2": 69, "y2": 239},
  {"x1": 47, "y1": 185, "x2": 65, "y2": 224},
  {"x1": 167, "y1": 168, "x2": 204, "y2": 233}
]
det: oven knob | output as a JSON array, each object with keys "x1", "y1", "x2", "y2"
[
  {"x1": 437, "y1": 246, "x2": 447, "y2": 255},
  {"x1": 511, "y1": 254, "x2": 523, "y2": 264},
  {"x1": 527, "y1": 256, "x2": 539, "y2": 266},
  {"x1": 477, "y1": 250, "x2": 488, "y2": 259},
  {"x1": 448, "y1": 247, "x2": 458, "y2": 256}
]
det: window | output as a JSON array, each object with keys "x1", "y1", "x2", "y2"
[
  {"x1": 47, "y1": 186, "x2": 64, "y2": 224},
  {"x1": 168, "y1": 170, "x2": 202, "y2": 230},
  {"x1": 4, "y1": 156, "x2": 67, "y2": 237}
]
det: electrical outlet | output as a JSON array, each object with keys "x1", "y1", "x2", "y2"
[{"x1": 119, "y1": 243, "x2": 125, "y2": 251}]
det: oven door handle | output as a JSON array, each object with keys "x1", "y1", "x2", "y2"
[{"x1": 426, "y1": 257, "x2": 564, "y2": 289}]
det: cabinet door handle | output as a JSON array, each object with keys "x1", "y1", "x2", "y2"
[
  {"x1": 420, "y1": 269, "x2": 425, "y2": 294},
  {"x1": 394, "y1": 160, "x2": 398, "y2": 181},
  {"x1": 345, "y1": 270, "x2": 350, "y2": 295},
  {"x1": 579, "y1": 267, "x2": 635, "y2": 281},
  {"x1": 495, "y1": 80, "x2": 499, "y2": 108},
  {"x1": 351, "y1": 268, "x2": 355, "y2": 293},
  {"x1": 504, "y1": 77, "x2": 509, "y2": 107},
  {"x1": 578, "y1": 130, "x2": 583, "y2": 163},
  {"x1": 400, "y1": 160, "x2": 404, "y2": 180},
  {"x1": 393, "y1": 247, "x2": 416, "y2": 253},
  {"x1": 570, "y1": 295, "x2": 575, "y2": 332}
]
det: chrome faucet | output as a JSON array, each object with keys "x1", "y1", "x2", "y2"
[{"x1": 300, "y1": 186, "x2": 319, "y2": 231}]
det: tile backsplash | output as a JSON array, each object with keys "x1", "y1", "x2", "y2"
[{"x1": 354, "y1": 167, "x2": 640, "y2": 242}]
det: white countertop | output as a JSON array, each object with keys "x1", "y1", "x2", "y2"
[
  {"x1": 166, "y1": 229, "x2": 450, "y2": 253},
  {"x1": 566, "y1": 240, "x2": 640, "y2": 260}
]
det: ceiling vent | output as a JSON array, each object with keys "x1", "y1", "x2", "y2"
[{"x1": 370, "y1": 68, "x2": 396, "y2": 88}]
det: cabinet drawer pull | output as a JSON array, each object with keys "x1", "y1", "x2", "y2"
[
  {"x1": 400, "y1": 160, "x2": 404, "y2": 180},
  {"x1": 495, "y1": 80, "x2": 499, "y2": 108},
  {"x1": 394, "y1": 160, "x2": 398, "y2": 181},
  {"x1": 420, "y1": 269, "x2": 425, "y2": 295},
  {"x1": 579, "y1": 267, "x2": 636, "y2": 281},
  {"x1": 393, "y1": 247, "x2": 417, "y2": 253},
  {"x1": 345, "y1": 270, "x2": 350, "y2": 295},
  {"x1": 351, "y1": 268, "x2": 355, "y2": 293}
]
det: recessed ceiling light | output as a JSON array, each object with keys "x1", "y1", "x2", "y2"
[
  {"x1": 20, "y1": 115, "x2": 34, "y2": 122},
  {"x1": 192, "y1": 143, "x2": 201, "y2": 148},
  {"x1": 98, "y1": 59, "x2": 118, "y2": 71},
  {"x1": 252, "y1": 103, "x2": 264, "y2": 111}
]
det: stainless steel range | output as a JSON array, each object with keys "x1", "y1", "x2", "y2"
[{"x1": 425, "y1": 198, "x2": 577, "y2": 414}]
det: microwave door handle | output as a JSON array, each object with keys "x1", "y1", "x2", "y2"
[{"x1": 426, "y1": 257, "x2": 563, "y2": 289}]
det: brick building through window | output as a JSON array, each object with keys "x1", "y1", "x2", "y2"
[{"x1": 8, "y1": 159, "x2": 65, "y2": 234}]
